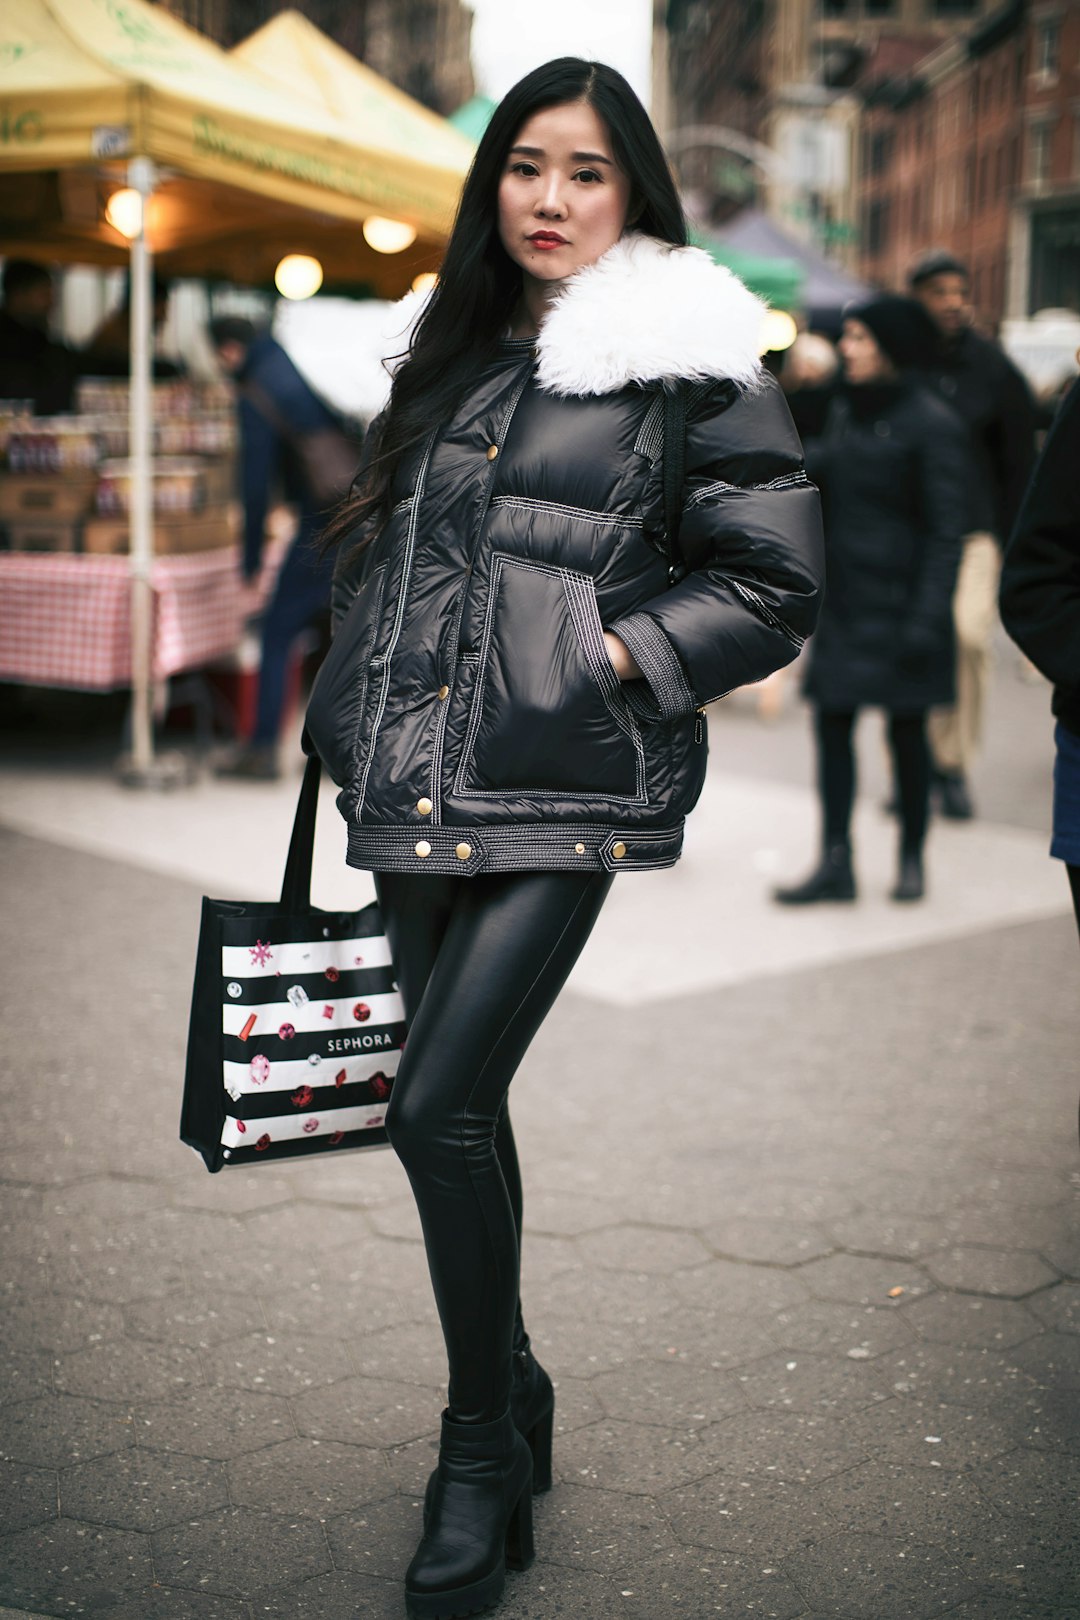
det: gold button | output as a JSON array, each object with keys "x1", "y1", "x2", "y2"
[
  {"x1": 455, "y1": 842, "x2": 472, "y2": 860},
  {"x1": 575, "y1": 843, "x2": 586, "y2": 854},
  {"x1": 437, "y1": 685, "x2": 449, "y2": 700},
  {"x1": 416, "y1": 797, "x2": 433, "y2": 816},
  {"x1": 414, "y1": 840, "x2": 431, "y2": 858},
  {"x1": 486, "y1": 444, "x2": 499, "y2": 461},
  {"x1": 612, "y1": 841, "x2": 627, "y2": 859}
]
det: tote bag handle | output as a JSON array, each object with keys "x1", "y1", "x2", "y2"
[{"x1": 280, "y1": 753, "x2": 321, "y2": 911}]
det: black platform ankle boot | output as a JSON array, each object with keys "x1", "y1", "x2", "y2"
[
  {"x1": 774, "y1": 842, "x2": 856, "y2": 905},
  {"x1": 406, "y1": 1410, "x2": 534, "y2": 1620},
  {"x1": 512, "y1": 1336, "x2": 554, "y2": 1494},
  {"x1": 425, "y1": 1337, "x2": 555, "y2": 1524},
  {"x1": 891, "y1": 848, "x2": 925, "y2": 902}
]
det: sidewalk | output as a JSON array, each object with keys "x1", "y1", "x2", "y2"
[{"x1": 1, "y1": 669, "x2": 1078, "y2": 1619}]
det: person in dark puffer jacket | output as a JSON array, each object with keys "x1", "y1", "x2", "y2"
[
  {"x1": 774, "y1": 294, "x2": 973, "y2": 906},
  {"x1": 304, "y1": 58, "x2": 824, "y2": 1620},
  {"x1": 1000, "y1": 375, "x2": 1080, "y2": 940}
]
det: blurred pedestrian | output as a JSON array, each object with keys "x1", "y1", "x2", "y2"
[
  {"x1": 909, "y1": 249, "x2": 1037, "y2": 819},
  {"x1": 780, "y1": 330, "x2": 840, "y2": 448},
  {"x1": 305, "y1": 57, "x2": 823, "y2": 1618},
  {"x1": 210, "y1": 316, "x2": 356, "y2": 780},
  {"x1": 775, "y1": 294, "x2": 971, "y2": 906},
  {"x1": 80, "y1": 274, "x2": 183, "y2": 379},
  {"x1": 999, "y1": 374, "x2": 1080, "y2": 940},
  {"x1": 0, "y1": 259, "x2": 78, "y2": 414}
]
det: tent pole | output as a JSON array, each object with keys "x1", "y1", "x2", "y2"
[
  {"x1": 128, "y1": 155, "x2": 155, "y2": 775},
  {"x1": 118, "y1": 157, "x2": 189, "y2": 789}
]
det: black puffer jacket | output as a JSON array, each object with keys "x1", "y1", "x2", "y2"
[
  {"x1": 305, "y1": 234, "x2": 824, "y2": 876},
  {"x1": 803, "y1": 379, "x2": 972, "y2": 715},
  {"x1": 1000, "y1": 378, "x2": 1080, "y2": 738}
]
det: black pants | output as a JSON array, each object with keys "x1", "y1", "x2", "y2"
[
  {"x1": 374, "y1": 867, "x2": 614, "y2": 1424},
  {"x1": 817, "y1": 708, "x2": 930, "y2": 854},
  {"x1": 1068, "y1": 865, "x2": 1080, "y2": 943}
]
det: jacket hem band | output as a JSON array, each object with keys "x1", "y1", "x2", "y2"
[{"x1": 346, "y1": 821, "x2": 684, "y2": 875}]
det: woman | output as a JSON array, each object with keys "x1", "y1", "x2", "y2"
[
  {"x1": 775, "y1": 294, "x2": 971, "y2": 907},
  {"x1": 306, "y1": 58, "x2": 823, "y2": 1618},
  {"x1": 1000, "y1": 372, "x2": 1080, "y2": 941}
]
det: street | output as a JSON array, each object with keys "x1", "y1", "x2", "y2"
[{"x1": 1, "y1": 641, "x2": 1077, "y2": 1620}]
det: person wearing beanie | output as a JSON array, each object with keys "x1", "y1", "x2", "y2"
[
  {"x1": 909, "y1": 250, "x2": 1037, "y2": 820},
  {"x1": 775, "y1": 293, "x2": 975, "y2": 905}
]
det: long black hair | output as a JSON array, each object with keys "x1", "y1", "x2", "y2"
[{"x1": 326, "y1": 57, "x2": 687, "y2": 554}]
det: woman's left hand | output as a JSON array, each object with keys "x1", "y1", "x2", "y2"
[{"x1": 603, "y1": 631, "x2": 643, "y2": 681}]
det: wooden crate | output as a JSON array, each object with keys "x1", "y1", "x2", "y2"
[
  {"x1": 82, "y1": 506, "x2": 236, "y2": 556},
  {"x1": 4, "y1": 518, "x2": 82, "y2": 552},
  {"x1": 0, "y1": 474, "x2": 97, "y2": 523}
]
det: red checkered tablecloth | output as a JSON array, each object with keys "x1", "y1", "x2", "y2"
[{"x1": 0, "y1": 542, "x2": 284, "y2": 692}]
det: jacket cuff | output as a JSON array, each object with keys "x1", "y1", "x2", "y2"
[{"x1": 610, "y1": 612, "x2": 697, "y2": 720}]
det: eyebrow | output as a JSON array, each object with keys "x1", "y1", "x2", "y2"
[{"x1": 509, "y1": 146, "x2": 614, "y2": 166}]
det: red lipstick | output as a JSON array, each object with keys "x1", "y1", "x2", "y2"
[{"x1": 527, "y1": 231, "x2": 567, "y2": 250}]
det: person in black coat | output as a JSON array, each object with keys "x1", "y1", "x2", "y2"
[
  {"x1": 999, "y1": 375, "x2": 1080, "y2": 938},
  {"x1": 909, "y1": 249, "x2": 1037, "y2": 819},
  {"x1": 776, "y1": 294, "x2": 973, "y2": 904},
  {"x1": 305, "y1": 58, "x2": 823, "y2": 1619}
]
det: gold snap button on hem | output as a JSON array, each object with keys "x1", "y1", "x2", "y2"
[
  {"x1": 455, "y1": 842, "x2": 472, "y2": 861},
  {"x1": 612, "y1": 841, "x2": 627, "y2": 859},
  {"x1": 575, "y1": 843, "x2": 586, "y2": 854},
  {"x1": 486, "y1": 444, "x2": 499, "y2": 461},
  {"x1": 416, "y1": 797, "x2": 433, "y2": 816},
  {"x1": 437, "y1": 685, "x2": 449, "y2": 700},
  {"x1": 414, "y1": 840, "x2": 432, "y2": 859}
]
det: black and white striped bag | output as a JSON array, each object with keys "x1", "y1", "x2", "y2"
[{"x1": 181, "y1": 757, "x2": 406, "y2": 1172}]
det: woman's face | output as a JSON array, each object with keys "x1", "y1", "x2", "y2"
[
  {"x1": 839, "y1": 319, "x2": 894, "y2": 385},
  {"x1": 497, "y1": 100, "x2": 633, "y2": 286}
]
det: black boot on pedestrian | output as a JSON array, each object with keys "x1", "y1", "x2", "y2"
[
  {"x1": 774, "y1": 843, "x2": 856, "y2": 904},
  {"x1": 934, "y1": 769, "x2": 974, "y2": 820},
  {"x1": 891, "y1": 849, "x2": 925, "y2": 902},
  {"x1": 423, "y1": 1337, "x2": 554, "y2": 1529},
  {"x1": 405, "y1": 1410, "x2": 534, "y2": 1620},
  {"x1": 512, "y1": 1335, "x2": 554, "y2": 1494}
]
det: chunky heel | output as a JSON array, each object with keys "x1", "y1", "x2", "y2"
[
  {"x1": 524, "y1": 1404, "x2": 554, "y2": 1494},
  {"x1": 505, "y1": 1481, "x2": 535, "y2": 1571}
]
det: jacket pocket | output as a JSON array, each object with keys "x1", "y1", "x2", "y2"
[
  {"x1": 455, "y1": 553, "x2": 646, "y2": 803},
  {"x1": 304, "y1": 561, "x2": 388, "y2": 788}
]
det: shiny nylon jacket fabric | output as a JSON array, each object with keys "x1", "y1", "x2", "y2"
[{"x1": 305, "y1": 250, "x2": 825, "y2": 877}]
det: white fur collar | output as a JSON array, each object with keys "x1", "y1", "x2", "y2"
[
  {"x1": 381, "y1": 231, "x2": 766, "y2": 401},
  {"x1": 535, "y1": 232, "x2": 766, "y2": 396}
]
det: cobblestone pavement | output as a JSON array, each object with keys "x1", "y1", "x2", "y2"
[{"x1": 1, "y1": 664, "x2": 1079, "y2": 1619}]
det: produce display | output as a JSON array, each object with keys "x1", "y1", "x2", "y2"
[{"x1": 0, "y1": 380, "x2": 237, "y2": 554}]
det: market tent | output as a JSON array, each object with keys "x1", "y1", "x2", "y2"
[
  {"x1": 711, "y1": 208, "x2": 871, "y2": 328},
  {"x1": 690, "y1": 228, "x2": 804, "y2": 311},
  {"x1": 0, "y1": 0, "x2": 473, "y2": 293},
  {"x1": 0, "y1": 0, "x2": 475, "y2": 781},
  {"x1": 231, "y1": 11, "x2": 475, "y2": 194}
]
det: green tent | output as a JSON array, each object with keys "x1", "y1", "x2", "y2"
[
  {"x1": 690, "y1": 228, "x2": 803, "y2": 311},
  {"x1": 449, "y1": 96, "x2": 496, "y2": 144}
]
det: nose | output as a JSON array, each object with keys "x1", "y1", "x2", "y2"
[{"x1": 536, "y1": 173, "x2": 567, "y2": 219}]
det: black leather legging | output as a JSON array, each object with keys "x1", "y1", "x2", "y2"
[{"x1": 374, "y1": 867, "x2": 614, "y2": 1424}]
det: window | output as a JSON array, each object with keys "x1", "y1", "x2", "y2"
[
  {"x1": 1034, "y1": 16, "x2": 1062, "y2": 81},
  {"x1": 1028, "y1": 121, "x2": 1055, "y2": 184}
]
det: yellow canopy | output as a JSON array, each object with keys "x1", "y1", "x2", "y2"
[{"x1": 0, "y1": 0, "x2": 473, "y2": 293}]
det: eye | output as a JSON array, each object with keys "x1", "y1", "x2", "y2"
[
  {"x1": 574, "y1": 168, "x2": 603, "y2": 184},
  {"x1": 508, "y1": 160, "x2": 539, "y2": 178}
]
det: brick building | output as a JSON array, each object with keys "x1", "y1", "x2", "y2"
[
  {"x1": 154, "y1": 0, "x2": 474, "y2": 116},
  {"x1": 854, "y1": 0, "x2": 1080, "y2": 324},
  {"x1": 661, "y1": 0, "x2": 996, "y2": 254}
]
